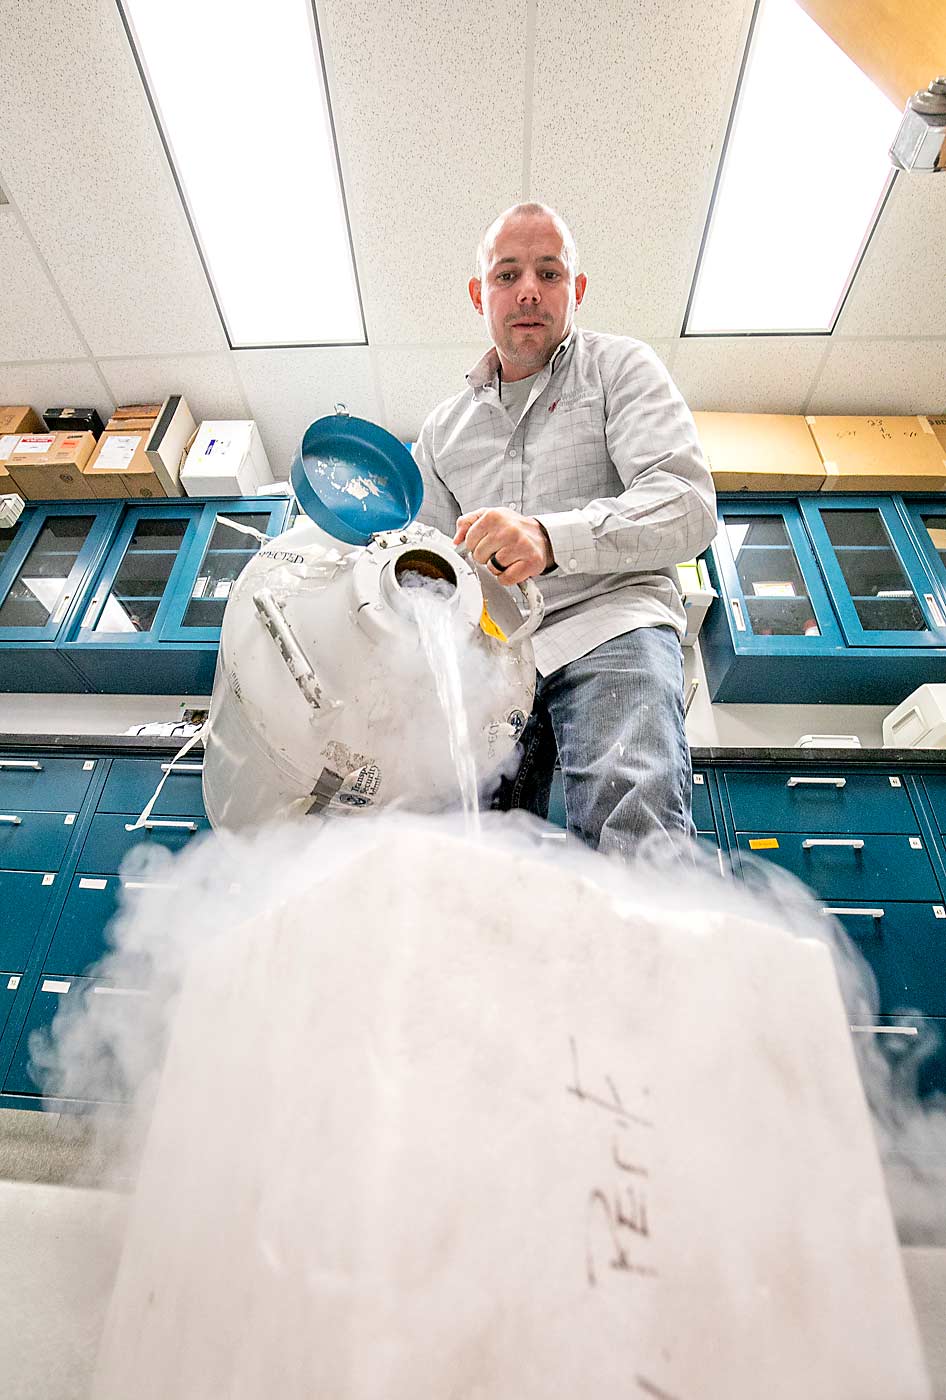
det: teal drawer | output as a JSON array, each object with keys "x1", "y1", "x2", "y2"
[
  {"x1": 79, "y1": 812, "x2": 211, "y2": 874},
  {"x1": 737, "y1": 832, "x2": 939, "y2": 902},
  {"x1": 0, "y1": 870, "x2": 58, "y2": 967},
  {"x1": 98, "y1": 757, "x2": 206, "y2": 818},
  {"x1": 0, "y1": 755, "x2": 98, "y2": 811},
  {"x1": 924, "y1": 776, "x2": 946, "y2": 833},
  {"x1": 852, "y1": 1015, "x2": 946, "y2": 1105},
  {"x1": 725, "y1": 771, "x2": 917, "y2": 834},
  {"x1": 0, "y1": 975, "x2": 23, "y2": 1044},
  {"x1": 691, "y1": 772, "x2": 713, "y2": 831},
  {"x1": 44, "y1": 876, "x2": 121, "y2": 978},
  {"x1": 822, "y1": 902, "x2": 946, "y2": 1017},
  {"x1": 0, "y1": 810, "x2": 80, "y2": 870},
  {"x1": 2, "y1": 974, "x2": 149, "y2": 1100}
]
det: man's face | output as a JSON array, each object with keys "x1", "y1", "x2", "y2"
[{"x1": 469, "y1": 213, "x2": 587, "y2": 381}]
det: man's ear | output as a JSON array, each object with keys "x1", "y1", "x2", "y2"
[
  {"x1": 574, "y1": 272, "x2": 587, "y2": 309},
  {"x1": 468, "y1": 277, "x2": 484, "y2": 315}
]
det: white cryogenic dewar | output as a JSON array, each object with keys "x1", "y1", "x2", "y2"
[
  {"x1": 93, "y1": 829, "x2": 930, "y2": 1399},
  {"x1": 201, "y1": 517, "x2": 541, "y2": 827}
]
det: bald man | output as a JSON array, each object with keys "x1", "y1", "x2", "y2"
[{"x1": 412, "y1": 203, "x2": 716, "y2": 859}]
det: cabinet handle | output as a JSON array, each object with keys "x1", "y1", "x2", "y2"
[
  {"x1": 51, "y1": 592, "x2": 72, "y2": 624},
  {"x1": 786, "y1": 776, "x2": 846, "y2": 788},
  {"x1": 159, "y1": 763, "x2": 204, "y2": 775},
  {"x1": 802, "y1": 838, "x2": 864, "y2": 850},
  {"x1": 124, "y1": 819, "x2": 198, "y2": 833},
  {"x1": 822, "y1": 907, "x2": 885, "y2": 919},
  {"x1": 729, "y1": 597, "x2": 746, "y2": 632},
  {"x1": 850, "y1": 1025, "x2": 918, "y2": 1036},
  {"x1": 0, "y1": 815, "x2": 23, "y2": 825},
  {"x1": 0, "y1": 760, "x2": 42, "y2": 771},
  {"x1": 924, "y1": 593, "x2": 945, "y2": 628}
]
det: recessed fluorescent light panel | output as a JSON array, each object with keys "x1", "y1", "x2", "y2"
[
  {"x1": 119, "y1": 0, "x2": 365, "y2": 348},
  {"x1": 684, "y1": 0, "x2": 900, "y2": 335}
]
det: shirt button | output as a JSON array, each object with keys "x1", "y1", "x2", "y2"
[
  {"x1": 568, "y1": 559, "x2": 578, "y2": 571},
  {"x1": 508, "y1": 447, "x2": 517, "y2": 457},
  {"x1": 507, "y1": 501, "x2": 517, "y2": 510}
]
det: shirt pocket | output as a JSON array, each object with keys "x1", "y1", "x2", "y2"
[{"x1": 537, "y1": 399, "x2": 608, "y2": 485}]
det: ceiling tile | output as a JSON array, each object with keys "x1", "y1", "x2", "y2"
[
  {"x1": 318, "y1": 0, "x2": 525, "y2": 345},
  {"x1": 671, "y1": 337, "x2": 828, "y2": 412},
  {"x1": 0, "y1": 213, "x2": 85, "y2": 360},
  {"x1": 807, "y1": 340, "x2": 946, "y2": 415},
  {"x1": 233, "y1": 347, "x2": 382, "y2": 479},
  {"x1": 530, "y1": 0, "x2": 754, "y2": 343},
  {"x1": 0, "y1": 359, "x2": 114, "y2": 423},
  {"x1": 836, "y1": 176, "x2": 946, "y2": 337},
  {"x1": 0, "y1": 0, "x2": 226, "y2": 358},
  {"x1": 99, "y1": 355, "x2": 249, "y2": 424}
]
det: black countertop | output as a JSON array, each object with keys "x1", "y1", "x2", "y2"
[{"x1": 1, "y1": 733, "x2": 945, "y2": 766}]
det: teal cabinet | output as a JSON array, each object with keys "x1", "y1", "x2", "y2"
[
  {"x1": 703, "y1": 494, "x2": 946, "y2": 702},
  {"x1": 0, "y1": 497, "x2": 291, "y2": 694},
  {"x1": 823, "y1": 903, "x2": 946, "y2": 1018},
  {"x1": 0, "y1": 871, "x2": 58, "y2": 968},
  {"x1": 79, "y1": 812, "x2": 210, "y2": 875},
  {"x1": 723, "y1": 770, "x2": 918, "y2": 834},
  {"x1": 736, "y1": 832, "x2": 939, "y2": 903}
]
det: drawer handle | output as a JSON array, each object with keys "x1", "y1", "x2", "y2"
[
  {"x1": 0, "y1": 760, "x2": 42, "y2": 771},
  {"x1": 850, "y1": 1025, "x2": 918, "y2": 1036},
  {"x1": 0, "y1": 815, "x2": 23, "y2": 826},
  {"x1": 124, "y1": 819, "x2": 198, "y2": 833},
  {"x1": 729, "y1": 597, "x2": 746, "y2": 632},
  {"x1": 822, "y1": 907, "x2": 885, "y2": 919},
  {"x1": 786, "y1": 777, "x2": 846, "y2": 788},
  {"x1": 802, "y1": 838, "x2": 864, "y2": 850},
  {"x1": 160, "y1": 763, "x2": 204, "y2": 775}
]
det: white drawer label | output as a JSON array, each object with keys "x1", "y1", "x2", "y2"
[
  {"x1": 42, "y1": 874, "x2": 55, "y2": 886},
  {"x1": 7, "y1": 976, "x2": 20, "y2": 990},
  {"x1": 934, "y1": 906, "x2": 945, "y2": 919},
  {"x1": 83, "y1": 760, "x2": 95, "y2": 771},
  {"x1": 64, "y1": 813, "x2": 76, "y2": 826},
  {"x1": 888, "y1": 776, "x2": 901, "y2": 787},
  {"x1": 693, "y1": 773, "x2": 704, "y2": 785},
  {"x1": 909, "y1": 837, "x2": 922, "y2": 850}
]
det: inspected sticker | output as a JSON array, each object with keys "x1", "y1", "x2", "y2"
[{"x1": 749, "y1": 838, "x2": 779, "y2": 850}]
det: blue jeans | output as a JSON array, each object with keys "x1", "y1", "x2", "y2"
[{"x1": 502, "y1": 625, "x2": 695, "y2": 859}]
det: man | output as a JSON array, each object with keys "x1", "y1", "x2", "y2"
[{"x1": 412, "y1": 203, "x2": 716, "y2": 857}]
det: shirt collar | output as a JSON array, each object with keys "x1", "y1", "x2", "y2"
[{"x1": 466, "y1": 329, "x2": 576, "y2": 399}]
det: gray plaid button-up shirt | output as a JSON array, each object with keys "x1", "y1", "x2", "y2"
[{"x1": 412, "y1": 328, "x2": 717, "y2": 675}]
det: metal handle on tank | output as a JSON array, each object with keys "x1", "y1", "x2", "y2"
[
  {"x1": 456, "y1": 544, "x2": 545, "y2": 645},
  {"x1": 253, "y1": 588, "x2": 328, "y2": 711}
]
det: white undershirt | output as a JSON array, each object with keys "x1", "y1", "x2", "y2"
[{"x1": 499, "y1": 369, "x2": 541, "y2": 426}]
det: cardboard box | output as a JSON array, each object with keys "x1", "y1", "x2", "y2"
[
  {"x1": 6, "y1": 432, "x2": 96, "y2": 499},
  {"x1": 181, "y1": 420, "x2": 273, "y2": 497},
  {"x1": 806, "y1": 415, "x2": 946, "y2": 492},
  {"x1": 145, "y1": 395, "x2": 195, "y2": 496},
  {"x1": 693, "y1": 412, "x2": 826, "y2": 492},
  {"x1": 929, "y1": 416, "x2": 946, "y2": 455},
  {"x1": 0, "y1": 433, "x2": 23, "y2": 483},
  {"x1": 83, "y1": 429, "x2": 168, "y2": 498},
  {"x1": 0, "y1": 406, "x2": 42, "y2": 436}
]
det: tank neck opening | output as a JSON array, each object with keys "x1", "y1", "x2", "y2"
[{"x1": 392, "y1": 549, "x2": 458, "y2": 598}]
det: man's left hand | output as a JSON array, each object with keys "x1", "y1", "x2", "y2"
[{"x1": 454, "y1": 508, "x2": 552, "y2": 585}]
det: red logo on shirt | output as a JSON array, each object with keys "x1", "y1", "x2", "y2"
[{"x1": 548, "y1": 400, "x2": 558, "y2": 413}]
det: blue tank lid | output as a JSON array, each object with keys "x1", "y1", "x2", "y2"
[{"x1": 290, "y1": 406, "x2": 423, "y2": 546}]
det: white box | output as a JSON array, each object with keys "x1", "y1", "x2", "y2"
[
  {"x1": 883, "y1": 684, "x2": 946, "y2": 749},
  {"x1": 146, "y1": 395, "x2": 196, "y2": 496},
  {"x1": 676, "y1": 558, "x2": 717, "y2": 647},
  {"x1": 181, "y1": 420, "x2": 273, "y2": 497}
]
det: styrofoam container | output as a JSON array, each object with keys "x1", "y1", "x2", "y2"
[
  {"x1": 181, "y1": 420, "x2": 273, "y2": 497},
  {"x1": 883, "y1": 684, "x2": 946, "y2": 749}
]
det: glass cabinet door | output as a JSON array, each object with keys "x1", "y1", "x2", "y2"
[
  {"x1": 903, "y1": 503, "x2": 946, "y2": 630},
  {"x1": 163, "y1": 503, "x2": 288, "y2": 641},
  {"x1": 800, "y1": 500, "x2": 946, "y2": 648},
  {"x1": 713, "y1": 505, "x2": 841, "y2": 650},
  {"x1": 0, "y1": 506, "x2": 118, "y2": 642},
  {"x1": 72, "y1": 507, "x2": 200, "y2": 643}
]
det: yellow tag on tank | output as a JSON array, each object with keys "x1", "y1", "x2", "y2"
[
  {"x1": 479, "y1": 603, "x2": 508, "y2": 643},
  {"x1": 749, "y1": 838, "x2": 779, "y2": 850}
]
